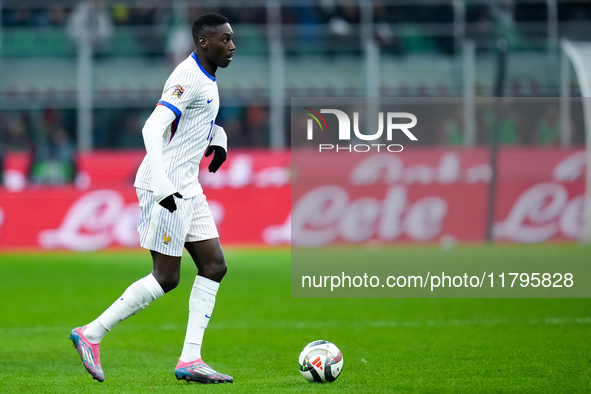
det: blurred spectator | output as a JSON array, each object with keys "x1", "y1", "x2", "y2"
[
  {"x1": 488, "y1": 0, "x2": 520, "y2": 47},
  {"x1": 166, "y1": 23, "x2": 194, "y2": 65},
  {"x1": 535, "y1": 104, "x2": 577, "y2": 146},
  {"x1": 559, "y1": 2, "x2": 591, "y2": 22},
  {"x1": 66, "y1": 0, "x2": 113, "y2": 54},
  {"x1": 467, "y1": 0, "x2": 519, "y2": 49},
  {"x1": 559, "y1": 2, "x2": 591, "y2": 41},
  {"x1": 438, "y1": 106, "x2": 464, "y2": 146},
  {"x1": 466, "y1": 3, "x2": 492, "y2": 45},
  {"x1": 479, "y1": 103, "x2": 522, "y2": 145},
  {"x1": 242, "y1": 103, "x2": 270, "y2": 147},
  {"x1": 442, "y1": 118, "x2": 464, "y2": 146},
  {"x1": 118, "y1": 111, "x2": 145, "y2": 149},
  {"x1": 219, "y1": 104, "x2": 269, "y2": 147},
  {"x1": 112, "y1": 2, "x2": 131, "y2": 25},
  {"x1": 373, "y1": 2, "x2": 399, "y2": 55},
  {"x1": 29, "y1": 126, "x2": 77, "y2": 185},
  {"x1": 294, "y1": 2, "x2": 322, "y2": 50},
  {"x1": 386, "y1": 3, "x2": 439, "y2": 55},
  {"x1": 36, "y1": 3, "x2": 69, "y2": 27},
  {"x1": 5, "y1": 114, "x2": 32, "y2": 152},
  {"x1": 373, "y1": 2, "x2": 451, "y2": 56},
  {"x1": 536, "y1": 104, "x2": 559, "y2": 145},
  {"x1": 217, "y1": 106, "x2": 243, "y2": 147},
  {"x1": 127, "y1": 1, "x2": 158, "y2": 26},
  {"x1": 430, "y1": 1, "x2": 455, "y2": 55},
  {"x1": 227, "y1": 6, "x2": 266, "y2": 55},
  {"x1": 514, "y1": 1, "x2": 547, "y2": 24},
  {"x1": 166, "y1": 5, "x2": 193, "y2": 66},
  {"x1": 323, "y1": 1, "x2": 361, "y2": 56},
  {"x1": 129, "y1": 1, "x2": 163, "y2": 58},
  {"x1": 2, "y1": 6, "x2": 33, "y2": 27},
  {"x1": 487, "y1": 0, "x2": 515, "y2": 29},
  {"x1": 48, "y1": 4, "x2": 69, "y2": 26}
]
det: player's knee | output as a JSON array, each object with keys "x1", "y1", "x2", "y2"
[
  {"x1": 202, "y1": 258, "x2": 227, "y2": 282},
  {"x1": 153, "y1": 272, "x2": 180, "y2": 293},
  {"x1": 212, "y1": 259, "x2": 227, "y2": 281},
  {"x1": 216, "y1": 260, "x2": 228, "y2": 280}
]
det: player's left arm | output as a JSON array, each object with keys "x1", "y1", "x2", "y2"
[{"x1": 204, "y1": 124, "x2": 227, "y2": 173}]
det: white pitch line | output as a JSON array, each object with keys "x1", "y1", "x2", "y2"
[{"x1": 1, "y1": 317, "x2": 590, "y2": 336}]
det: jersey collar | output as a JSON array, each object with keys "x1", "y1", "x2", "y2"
[{"x1": 191, "y1": 52, "x2": 216, "y2": 82}]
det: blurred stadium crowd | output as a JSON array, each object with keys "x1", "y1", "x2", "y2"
[
  {"x1": 0, "y1": 1, "x2": 589, "y2": 185},
  {"x1": 2, "y1": 2, "x2": 589, "y2": 56}
]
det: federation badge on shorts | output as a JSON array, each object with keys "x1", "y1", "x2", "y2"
[
  {"x1": 171, "y1": 85, "x2": 185, "y2": 99},
  {"x1": 162, "y1": 233, "x2": 171, "y2": 245}
]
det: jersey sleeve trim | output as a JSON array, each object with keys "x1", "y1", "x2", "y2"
[{"x1": 157, "y1": 100, "x2": 182, "y2": 117}]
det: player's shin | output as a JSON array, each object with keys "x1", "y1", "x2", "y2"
[
  {"x1": 179, "y1": 275, "x2": 219, "y2": 362},
  {"x1": 83, "y1": 274, "x2": 165, "y2": 343}
]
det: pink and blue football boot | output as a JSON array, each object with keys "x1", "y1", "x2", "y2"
[
  {"x1": 69, "y1": 326, "x2": 105, "y2": 382},
  {"x1": 175, "y1": 358, "x2": 233, "y2": 383}
]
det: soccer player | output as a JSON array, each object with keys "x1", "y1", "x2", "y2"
[{"x1": 69, "y1": 13, "x2": 235, "y2": 384}]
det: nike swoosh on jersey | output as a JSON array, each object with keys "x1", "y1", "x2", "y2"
[{"x1": 207, "y1": 98, "x2": 214, "y2": 104}]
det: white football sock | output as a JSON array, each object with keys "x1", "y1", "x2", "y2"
[
  {"x1": 84, "y1": 274, "x2": 164, "y2": 343},
  {"x1": 179, "y1": 275, "x2": 219, "y2": 362}
]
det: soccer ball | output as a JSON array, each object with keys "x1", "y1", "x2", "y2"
[{"x1": 298, "y1": 340, "x2": 343, "y2": 383}]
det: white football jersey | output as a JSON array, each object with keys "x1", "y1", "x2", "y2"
[{"x1": 134, "y1": 52, "x2": 220, "y2": 197}]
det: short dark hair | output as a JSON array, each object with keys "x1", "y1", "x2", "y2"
[{"x1": 192, "y1": 13, "x2": 229, "y2": 40}]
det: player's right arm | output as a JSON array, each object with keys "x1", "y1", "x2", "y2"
[{"x1": 142, "y1": 105, "x2": 183, "y2": 212}]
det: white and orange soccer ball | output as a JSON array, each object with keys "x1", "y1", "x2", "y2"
[{"x1": 298, "y1": 340, "x2": 343, "y2": 383}]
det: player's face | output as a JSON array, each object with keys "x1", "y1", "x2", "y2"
[{"x1": 207, "y1": 23, "x2": 235, "y2": 68}]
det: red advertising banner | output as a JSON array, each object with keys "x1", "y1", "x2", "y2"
[
  {"x1": 0, "y1": 150, "x2": 291, "y2": 250},
  {"x1": 291, "y1": 148, "x2": 585, "y2": 245},
  {"x1": 0, "y1": 148, "x2": 585, "y2": 250}
]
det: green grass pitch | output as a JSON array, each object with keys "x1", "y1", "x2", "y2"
[{"x1": 0, "y1": 245, "x2": 589, "y2": 392}]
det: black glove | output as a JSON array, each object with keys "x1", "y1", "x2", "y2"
[
  {"x1": 205, "y1": 145, "x2": 227, "y2": 173},
  {"x1": 159, "y1": 192, "x2": 183, "y2": 213}
]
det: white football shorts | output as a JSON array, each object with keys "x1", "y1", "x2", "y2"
[{"x1": 136, "y1": 188, "x2": 219, "y2": 257}]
